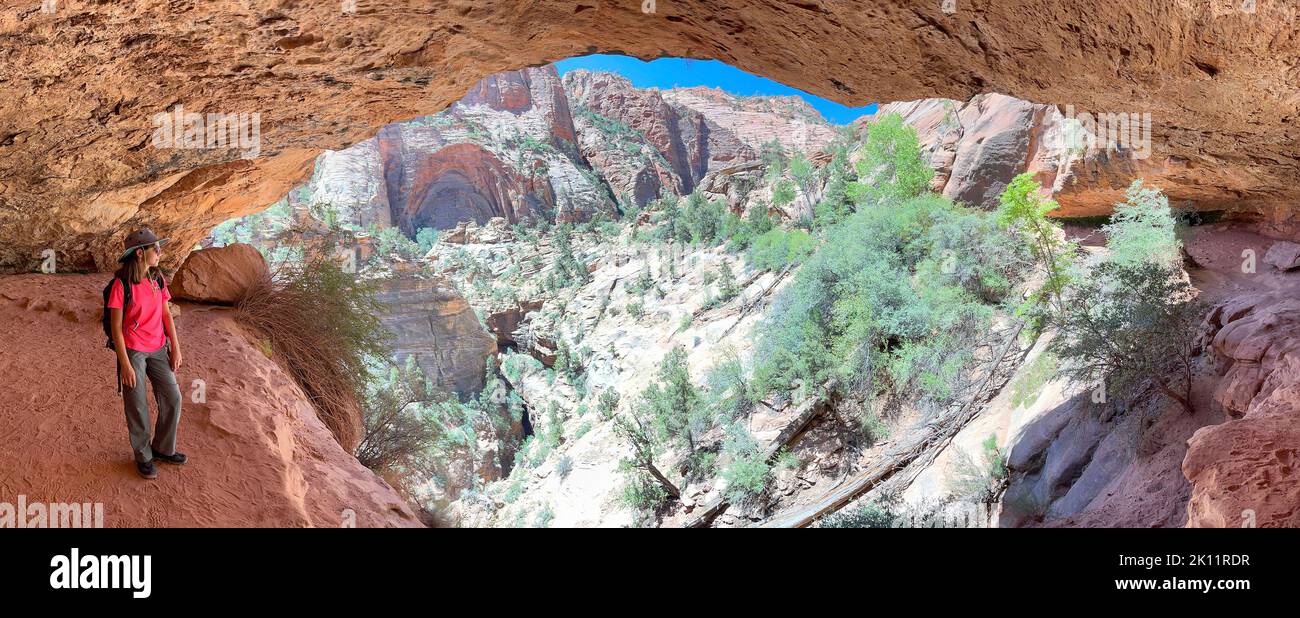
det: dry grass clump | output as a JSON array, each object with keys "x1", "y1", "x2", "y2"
[{"x1": 236, "y1": 235, "x2": 389, "y2": 451}]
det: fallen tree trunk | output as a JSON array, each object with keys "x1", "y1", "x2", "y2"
[
  {"x1": 756, "y1": 321, "x2": 1028, "y2": 528},
  {"x1": 683, "y1": 382, "x2": 833, "y2": 528}
]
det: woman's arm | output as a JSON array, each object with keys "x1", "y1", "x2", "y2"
[
  {"x1": 111, "y1": 307, "x2": 136, "y2": 389},
  {"x1": 163, "y1": 302, "x2": 182, "y2": 371}
]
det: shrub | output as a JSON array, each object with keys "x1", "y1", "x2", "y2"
[
  {"x1": 628, "y1": 265, "x2": 654, "y2": 295},
  {"x1": 704, "y1": 351, "x2": 754, "y2": 421},
  {"x1": 819, "y1": 503, "x2": 896, "y2": 528},
  {"x1": 996, "y1": 173, "x2": 1076, "y2": 317},
  {"x1": 554, "y1": 339, "x2": 583, "y2": 384},
  {"x1": 859, "y1": 411, "x2": 889, "y2": 445},
  {"x1": 682, "y1": 192, "x2": 728, "y2": 245},
  {"x1": 771, "y1": 179, "x2": 796, "y2": 208},
  {"x1": 597, "y1": 390, "x2": 620, "y2": 419},
  {"x1": 1051, "y1": 260, "x2": 1203, "y2": 413},
  {"x1": 747, "y1": 228, "x2": 814, "y2": 271},
  {"x1": 814, "y1": 147, "x2": 854, "y2": 227},
  {"x1": 617, "y1": 461, "x2": 670, "y2": 513},
  {"x1": 556, "y1": 455, "x2": 574, "y2": 481},
  {"x1": 715, "y1": 261, "x2": 740, "y2": 303},
  {"x1": 355, "y1": 355, "x2": 446, "y2": 503},
  {"x1": 640, "y1": 346, "x2": 709, "y2": 455},
  {"x1": 238, "y1": 231, "x2": 389, "y2": 449},
  {"x1": 775, "y1": 448, "x2": 801, "y2": 471},
  {"x1": 753, "y1": 193, "x2": 1021, "y2": 412},
  {"x1": 415, "y1": 227, "x2": 440, "y2": 254},
  {"x1": 788, "y1": 152, "x2": 818, "y2": 218},
  {"x1": 950, "y1": 434, "x2": 1008, "y2": 504},
  {"x1": 612, "y1": 396, "x2": 680, "y2": 515},
  {"x1": 652, "y1": 194, "x2": 689, "y2": 244},
  {"x1": 719, "y1": 423, "x2": 769, "y2": 503},
  {"x1": 533, "y1": 504, "x2": 555, "y2": 528},
  {"x1": 503, "y1": 478, "x2": 525, "y2": 503},
  {"x1": 371, "y1": 224, "x2": 423, "y2": 260},
  {"x1": 1052, "y1": 182, "x2": 1201, "y2": 413},
  {"x1": 760, "y1": 138, "x2": 787, "y2": 178},
  {"x1": 683, "y1": 449, "x2": 718, "y2": 483}
]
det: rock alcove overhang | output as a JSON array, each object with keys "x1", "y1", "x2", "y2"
[{"x1": 0, "y1": 0, "x2": 1294, "y2": 273}]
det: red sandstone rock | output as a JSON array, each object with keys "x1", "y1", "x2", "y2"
[
  {"x1": 1263, "y1": 241, "x2": 1300, "y2": 271},
  {"x1": 171, "y1": 243, "x2": 270, "y2": 305},
  {"x1": 1, "y1": 2, "x2": 1296, "y2": 271},
  {"x1": 1185, "y1": 291, "x2": 1300, "y2": 527}
]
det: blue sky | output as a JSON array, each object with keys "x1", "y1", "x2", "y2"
[{"x1": 554, "y1": 55, "x2": 877, "y2": 125}]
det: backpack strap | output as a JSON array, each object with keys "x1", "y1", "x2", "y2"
[{"x1": 115, "y1": 275, "x2": 132, "y2": 397}]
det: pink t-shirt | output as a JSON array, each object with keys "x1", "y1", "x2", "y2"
[{"x1": 107, "y1": 276, "x2": 172, "y2": 352}]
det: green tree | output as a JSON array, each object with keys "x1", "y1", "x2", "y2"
[
  {"x1": 719, "y1": 422, "x2": 769, "y2": 503},
  {"x1": 754, "y1": 193, "x2": 1022, "y2": 415},
  {"x1": 613, "y1": 402, "x2": 680, "y2": 510},
  {"x1": 788, "y1": 152, "x2": 818, "y2": 220},
  {"x1": 747, "y1": 228, "x2": 814, "y2": 271},
  {"x1": 847, "y1": 113, "x2": 933, "y2": 207},
  {"x1": 682, "y1": 191, "x2": 726, "y2": 245},
  {"x1": 716, "y1": 260, "x2": 739, "y2": 303},
  {"x1": 760, "y1": 138, "x2": 787, "y2": 179},
  {"x1": 640, "y1": 346, "x2": 708, "y2": 455},
  {"x1": 771, "y1": 178, "x2": 796, "y2": 209},
  {"x1": 996, "y1": 173, "x2": 1075, "y2": 318},
  {"x1": 653, "y1": 194, "x2": 689, "y2": 244},
  {"x1": 1052, "y1": 182, "x2": 1201, "y2": 414},
  {"x1": 1102, "y1": 179, "x2": 1182, "y2": 268},
  {"x1": 1051, "y1": 261, "x2": 1203, "y2": 414},
  {"x1": 815, "y1": 146, "x2": 854, "y2": 227}
]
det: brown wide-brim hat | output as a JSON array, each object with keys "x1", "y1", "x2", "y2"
[{"x1": 117, "y1": 228, "x2": 170, "y2": 263}]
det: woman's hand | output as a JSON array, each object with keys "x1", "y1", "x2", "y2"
[
  {"x1": 121, "y1": 362, "x2": 137, "y2": 390},
  {"x1": 170, "y1": 345, "x2": 183, "y2": 372}
]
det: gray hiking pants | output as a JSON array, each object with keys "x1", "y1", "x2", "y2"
[{"x1": 122, "y1": 343, "x2": 182, "y2": 464}]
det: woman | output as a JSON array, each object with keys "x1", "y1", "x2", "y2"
[{"x1": 107, "y1": 228, "x2": 187, "y2": 479}]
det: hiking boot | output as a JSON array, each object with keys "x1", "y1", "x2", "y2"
[
  {"x1": 136, "y1": 461, "x2": 158, "y2": 479},
  {"x1": 153, "y1": 451, "x2": 187, "y2": 465}
]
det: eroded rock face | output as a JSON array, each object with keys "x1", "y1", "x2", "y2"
[
  {"x1": 564, "y1": 69, "x2": 760, "y2": 197},
  {"x1": 660, "y1": 86, "x2": 839, "y2": 158},
  {"x1": 1, "y1": 2, "x2": 1296, "y2": 271},
  {"x1": 256, "y1": 63, "x2": 840, "y2": 247},
  {"x1": 1187, "y1": 292, "x2": 1300, "y2": 527},
  {"x1": 879, "y1": 93, "x2": 1183, "y2": 215},
  {"x1": 2, "y1": 1, "x2": 1300, "y2": 270},
  {"x1": 1263, "y1": 241, "x2": 1300, "y2": 271},
  {"x1": 372, "y1": 265, "x2": 497, "y2": 398},
  {"x1": 379, "y1": 65, "x2": 615, "y2": 233}
]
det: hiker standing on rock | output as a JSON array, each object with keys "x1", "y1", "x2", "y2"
[{"x1": 104, "y1": 229, "x2": 188, "y2": 479}]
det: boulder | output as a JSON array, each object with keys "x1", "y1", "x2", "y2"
[
  {"x1": 1185, "y1": 292, "x2": 1300, "y2": 527},
  {"x1": 1263, "y1": 241, "x2": 1300, "y2": 271},
  {"x1": 171, "y1": 243, "x2": 269, "y2": 304}
]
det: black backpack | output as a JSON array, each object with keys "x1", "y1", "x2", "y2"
[{"x1": 100, "y1": 271, "x2": 166, "y2": 349}]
